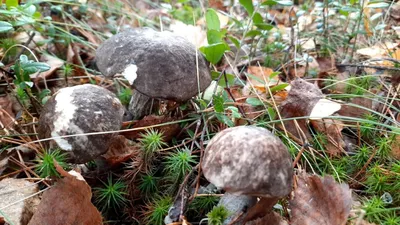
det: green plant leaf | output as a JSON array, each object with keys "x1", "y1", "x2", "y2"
[
  {"x1": 367, "y1": 2, "x2": 389, "y2": 8},
  {"x1": 270, "y1": 83, "x2": 289, "y2": 92},
  {"x1": 213, "y1": 94, "x2": 225, "y2": 113},
  {"x1": 254, "y1": 23, "x2": 274, "y2": 31},
  {"x1": 200, "y1": 42, "x2": 229, "y2": 64},
  {"x1": 267, "y1": 107, "x2": 276, "y2": 119},
  {"x1": 6, "y1": 0, "x2": 18, "y2": 10},
  {"x1": 23, "y1": 62, "x2": 51, "y2": 73},
  {"x1": 206, "y1": 8, "x2": 220, "y2": 31},
  {"x1": 262, "y1": 0, "x2": 293, "y2": 6},
  {"x1": 245, "y1": 30, "x2": 262, "y2": 37},
  {"x1": 246, "y1": 97, "x2": 264, "y2": 106},
  {"x1": 23, "y1": 5, "x2": 37, "y2": 16},
  {"x1": 276, "y1": 0, "x2": 294, "y2": 6},
  {"x1": 253, "y1": 12, "x2": 263, "y2": 24},
  {"x1": 0, "y1": 9, "x2": 20, "y2": 15},
  {"x1": 261, "y1": 0, "x2": 278, "y2": 6},
  {"x1": 239, "y1": 0, "x2": 254, "y2": 15},
  {"x1": 269, "y1": 71, "x2": 280, "y2": 78},
  {"x1": 0, "y1": 21, "x2": 13, "y2": 33},
  {"x1": 219, "y1": 73, "x2": 235, "y2": 87},
  {"x1": 216, "y1": 113, "x2": 234, "y2": 127},
  {"x1": 227, "y1": 106, "x2": 241, "y2": 118},
  {"x1": 207, "y1": 30, "x2": 223, "y2": 45},
  {"x1": 228, "y1": 36, "x2": 240, "y2": 48}
]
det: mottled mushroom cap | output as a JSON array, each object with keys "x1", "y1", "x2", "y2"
[
  {"x1": 38, "y1": 84, "x2": 124, "y2": 163},
  {"x1": 95, "y1": 28, "x2": 212, "y2": 102},
  {"x1": 202, "y1": 126, "x2": 293, "y2": 198}
]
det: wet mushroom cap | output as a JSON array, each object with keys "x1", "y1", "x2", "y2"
[
  {"x1": 202, "y1": 126, "x2": 293, "y2": 198},
  {"x1": 38, "y1": 84, "x2": 125, "y2": 163},
  {"x1": 95, "y1": 28, "x2": 212, "y2": 102}
]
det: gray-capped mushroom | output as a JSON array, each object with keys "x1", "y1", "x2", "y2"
[
  {"x1": 95, "y1": 28, "x2": 212, "y2": 119},
  {"x1": 38, "y1": 84, "x2": 125, "y2": 163},
  {"x1": 201, "y1": 126, "x2": 293, "y2": 224},
  {"x1": 202, "y1": 126, "x2": 293, "y2": 198}
]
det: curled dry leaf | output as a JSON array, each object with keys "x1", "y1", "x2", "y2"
[
  {"x1": 391, "y1": 135, "x2": 400, "y2": 160},
  {"x1": 245, "y1": 66, "x2": 280, "y2": 93},
  {"x1": 0, "y1": 95, "x2": 16, "y2": 130},
  {"x1": 121, "y1": 115, "x2": 181, "y2": 141},
  {"x1": 28, "y1": 168, "x2": 102, "y2": 225},
  {"x1": 245, "y1": 211, "x2": 288, "y2": 225},
  {"x1": 289, "y1": 173, "x2": 352, "y2": 225},
  {"x1": 338, "y1": 97, "x2": 379, "y2": 121},
  {"x1": 102, "y1": 135, "x2": 141, "y2": 166},
  {"x1": 310, "y1": 119, "x2": 345, "y2": 157}
]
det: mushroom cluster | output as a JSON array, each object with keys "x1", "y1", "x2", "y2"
[
  {"x1": 38, "y1": 84, "x2": 124, "y2": 163},
  {"x1": 95, "y1": 28, "x2": 212, "y2": 119},
  {"x1": 201, "y1": 126, "x2": 293, "y2": 223}
]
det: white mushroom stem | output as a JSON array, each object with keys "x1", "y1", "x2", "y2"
[{"x1": 128, "y1": 90, "x2": 157, "y2": 120}]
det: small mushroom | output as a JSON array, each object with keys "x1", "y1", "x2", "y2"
[
  {"x1": 38, "y1": 84, "x2": 125, "y2": 163},
  {"x1": 201, "y1": 126, "x2": 293, "y2": 223},
  {"x1": 95, "y1": 28, "x2": 212, "y2": 119}
]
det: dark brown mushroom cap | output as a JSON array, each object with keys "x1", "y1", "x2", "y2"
[
  {"x1": 202, "y1": 126, "x2": 293, "y2": 198},
  {"x1": 95, "y1": 28, "x2": 212, "y2": 102},
  {"x1": 38, "y1": 84, "x2": 124, "y2": 163}
]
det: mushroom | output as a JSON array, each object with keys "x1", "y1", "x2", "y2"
[
  {"x1": 201, "y1": 126, "x2": 293, "y2": 223},
  {"x1": 38, "y1": 84, "x2": 125, "y2": 163},
  {"x1": 95, "y1": 28, "x2": 212, "y2": 120}
]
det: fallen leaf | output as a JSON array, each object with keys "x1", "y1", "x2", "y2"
[
  {"x1": 338, "y1": 97, "x2": 377, "y2": 121},
  {"x1": 310, "y1": 119, "x2": 345, "y2": 157},
  {"x1": 391, "y1": 135, "x2": 400, "y2": 160},
  {"x1": 316, "y1": 57, "x2": 336, "y2": 73},
  {"x1": 209, "y1": 0, "x2": 226, "y2": 11},
  {"x1": 289, "y1": 173, "x2": 352, "y2": 225},
  {"x1": 246, "y1": 66, "x2": 280, "y2": 92},
  {"x1": 0, "y1": 95, "x2": 16, "y2": 130},
  {"x1": 242, "y1": 197, "x2": 280, "y2": 223},
  {"x1": 102, "y1": 135, "x2": 141, "y2": 166},
  {"x1": 245, "y1": 211, "x2": 288, "y2": 225},
  {"x1": 28, "y1": 168, "x2": 102, "y2": 225},
  {"x1": 0, "y1": 178, "x2": 40, "y2": 225},
  {"x1": 121, "y1": 115, "x2": 181, "y2": 141}
]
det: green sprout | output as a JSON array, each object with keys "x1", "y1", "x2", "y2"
[{"x1": 94, "y1": 175, "x2": 128, "y2": 213}]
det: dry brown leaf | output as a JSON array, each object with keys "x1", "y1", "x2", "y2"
[
  {"x1": 289, "y1": 174, "x2": 352, "y2": 225},
  {"x1": 391, "y1": 135, "x2": 400, "y2": 160},
  {"x1": 246, "y1": 66, "x2": 279, "y2": 91},
  {"x1": 229, "y1": 87, "x2": 263, "y2": 122},
  {"x1": 209, "y1": 0, "x2": 226, "y2": 11},
  {"x1": 316, "y1": 57, "x2": 336, "y2": 73},
  {"x1": 242, "y1": 197, "x2": 280, "y2": 223},
  {"x1": 338, "y1": 97, "x2": 377, "y2": 121},
  {"x1": 121, "y1": 115, "x2": 180, "y2": 141},
  {"x1": 28, "y1": 169, "x2": 102, "y2": 225},
  {"x1": 0, "y1": 95, "x2": 16, "y2": 129},
  {"x1": 310, "y1": 119, "x2": 345, "y2": 157},
  {"x1": 102, "y1": 135, "x2": 141, "y2": 166},
  {"x1": 245, "y1": 211, "x2": 288, "y2": 225}
]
